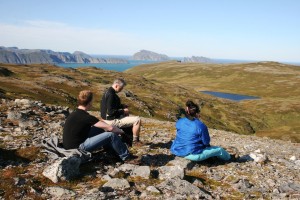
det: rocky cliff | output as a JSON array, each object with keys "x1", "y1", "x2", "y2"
[
  {"x1": 0, "y1": 98, "x2": 299, "y2": 199},
  {"x1": 132, "y1": 50, "x2": 170, "y2": 61},
  {"x1": 0, "y1": 47, "x2": 128, "y2": 64}
]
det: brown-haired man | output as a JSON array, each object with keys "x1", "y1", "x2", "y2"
[{"x1": 63, "y1": 90, "x2": 135, "y2": 162}]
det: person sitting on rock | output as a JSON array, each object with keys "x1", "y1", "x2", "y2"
[
  {"x1": 100, "y1": 78, "x2": 141, "y2": 146},
  {"x1": 171, "y1": 100, "x2": 233, "y2": 162},
  {"x1": 63, "y1": 90, "x2": 136, "y2": 162}
]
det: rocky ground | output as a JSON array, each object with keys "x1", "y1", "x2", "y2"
[{"x1": 0, "y1": 98, "x2": 299, "y2": 199}]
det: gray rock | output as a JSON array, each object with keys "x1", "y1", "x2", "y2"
[
  {"x1": 102, "y1": 178, "x2": 130, "y2": 190},
  {"x1": 280, "y1": 182, "x2": 300, "y2": 193},
  {"x1": 234, "y1": 178, "x2": 254, "y2": 191},
  {"x1": 290, "y1": 156, "x2": 296, "y2": 161},
  {"x1": 167, "y1": 156, "x2": 194, "y2": 169},
  {"x1": 76, "y1": 190, "x2": 105, "y2": 200},
  {"x1": 43, "y1": 186, "x2": 76, "y2": 199},
  {"x1": 157, "y1": 178, "x2": 212, "y2": 199},
  {"x1": 131, "y1": 166, "x2": 151, "y2": 179},
  {"x1": 49, "y1": 122, "x2": 62, "y2": 130},
  {"x1": 158, "y1": 165, "x2": 184, "y2": 180},
  {"x1": 108, "y1": 168, "x2": 120, "y2": 177},
  {"x1": 101, "y1": 175, "x2": 112, "y2": 181},
  {"x1": 7, "y1": 111, "x2": 24, "y2": 120},
  {"x1": 19, "y1": 120, "x2": 38, "y2": 128},
  {"x1": 14, "y1": 99, "x2": 31, "y2": 106},
  {"x1": 146, "y1": 186, "x2": 161, "y2": 194},
  {"x1": 3, "y1": 135, "x2": 14, "y2": 141},
  {"x1": 249, "y1": 152, "x2": 268, "y2": 163},
  {"x1": 42, "y1": 156, "x2": 81, "y2": 183},
  {"x1": 140, "y1": 186, "x2": 161, "y2": 198},
  {"x1": 118, "y1": 163, "x2": 136, "y2": 173}
]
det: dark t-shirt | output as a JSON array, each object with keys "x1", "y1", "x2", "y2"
[{"x1": 63, "y1": 109, "x2": 99, "y2": 149}]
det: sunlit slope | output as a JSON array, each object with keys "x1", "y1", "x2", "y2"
[
  {"x1": 0, "y1": 63, "x2": 264, "y2": 137},
  {"x1": 126, "y1": 61, "x2": 300, "y2": 142}
]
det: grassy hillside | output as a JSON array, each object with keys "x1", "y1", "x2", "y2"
[
  {"x1": 126, "y1": 61, "x2": 300, "y2": 142},
  {"x1": 0, "y1": 63, "x2": 265, "y2": 137}
]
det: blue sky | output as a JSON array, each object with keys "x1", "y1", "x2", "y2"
[{"x1": 0, "y1": 0, "x2": 299, "y2": 62}]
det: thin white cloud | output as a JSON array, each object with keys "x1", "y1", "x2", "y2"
[
  {"x1": 0, "y1": 20, "x2": 160, "y2": 55},
  {"x1": 0, "y1": 20, "x2": 299, "y2": 62}
]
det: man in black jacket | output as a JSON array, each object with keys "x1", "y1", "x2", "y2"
[{"x1": 100, "y1": 78, "x2": 141, "y2": 145}]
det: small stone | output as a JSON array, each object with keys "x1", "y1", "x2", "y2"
[
  {"x1": 146, "y1": 186, "x2": 161, "y2": 194},
  {"x1": 14, "y1": 127, "x2": 22, "y2": 132},
  {"x1": 7, "y1": 111, "x2": 23, "y2": 120},
  {"x1": 266, "y1": 179, "x2": 276, "y2": 187},
  {"x1": 254, "y1": 149, "x2": 261, "y2": 153},
  {"x1": 249, "y1": 153, "x2": 268, "y2": 163},
  {"x1": 290, "y1": 156, "x2": 296, "y2": 161},
  {"x1": 3, "y1": 135, "x2": 14, "y2": 141},
  {"x1": 101, "y1": 175, "x2": 112, "y2": 181}
]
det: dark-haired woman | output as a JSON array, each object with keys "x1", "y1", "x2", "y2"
[{"x1": 171, "y1": 100, "x2": 231, "y2": 162}]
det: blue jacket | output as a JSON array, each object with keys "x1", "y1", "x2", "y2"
[{"x1": 171, "y1": 117, "x2": 210, "y2": 156}]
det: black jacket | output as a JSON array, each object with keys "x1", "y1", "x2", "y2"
[{"x1": 100, "y1": 87, "x2": 125, "y2": 120}]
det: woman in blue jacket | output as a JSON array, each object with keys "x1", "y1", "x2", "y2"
[{"x1": 171, "y1": 100, "x2": 231, "y2": 161}]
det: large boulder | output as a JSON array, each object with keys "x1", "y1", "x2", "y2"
[{"x1": 42, "y1": 156, "x2": 81, "y2": 183}]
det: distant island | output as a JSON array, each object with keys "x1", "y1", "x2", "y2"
[
  {"x1": 132, "y1": 50, "x2": 170, "y2": 61},
  {"x1": 181, "y1": 56, "x2": 213, "y2": 63},
  {"x1": 0, "y1": 46, "x2": 214, "y2": 64},
  {"x1": 0, "y1": 46, "x2": 128, "y2": 64},
  {"x1": 132, "y1": 50, "x2": 213, "y2": 63}
]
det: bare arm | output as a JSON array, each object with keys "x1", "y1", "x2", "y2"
[{"x1": 94, "y1": 121, "x2": 124, "y2": 134}]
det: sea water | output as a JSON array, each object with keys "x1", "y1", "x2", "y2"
[{"x1": 57, "y1": 60, "x2": 158, "y2": 72}]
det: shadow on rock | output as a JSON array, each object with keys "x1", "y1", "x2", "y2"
[
  {"x1": 194, "y1": 154, "x2": 249, "y2": 167},
  {"x1": 148, "y1": 141, "x2": 173, "y2": 149},
  {"x1": 0, "y1": 148, "x2": 32, "y2": 168},
  {"x1": 141, "y1": 154, "x2": 175, "y2": 167}
]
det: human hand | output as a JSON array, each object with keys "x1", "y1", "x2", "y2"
[
  {"x1": 111, "y1": 126, "x2": 124, "y2": 134},
  {"x1": 123, "y1": 108, "x2": 129, "y2": 116}
]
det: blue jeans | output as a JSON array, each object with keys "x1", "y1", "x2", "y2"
[
  {"x1": 184, "y1": 146, "x2": 231, "y2": 161},
  {"x1": 79, "y1": 127, "x2": 129, "y2": 160}
]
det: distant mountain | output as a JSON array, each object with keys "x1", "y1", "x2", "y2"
[
  {"x1": 0, "y1": 46, "x2": 128, "y2": 64},
  {"x1": 181, "y1": 56, "x2": 213, "y2": 63},
  {"x1": 132, "y1": 50, "x2": 170, "y2": 61}
]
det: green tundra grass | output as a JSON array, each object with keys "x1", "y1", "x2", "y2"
[{"x1": 126, "y1": 61, "x2": 300, "y2": 142}]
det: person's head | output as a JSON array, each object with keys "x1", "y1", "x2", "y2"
[
  {"x1": 185, "y1": 100, "x2": 200, "y2": 118},
  {"x1": 112, "y1": 78, "x2": 126, "y2": 93},
  {"x1": 77, "y1": 90, "x2": 93, "y2": 108}
]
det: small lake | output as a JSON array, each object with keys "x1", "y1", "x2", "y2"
[{"x1": 201, "y1": 91, "x2": 260, "y2": 101}]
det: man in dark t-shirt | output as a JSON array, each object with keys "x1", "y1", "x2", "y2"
[
  {"x1": 63, "y1": 108, "x2": 100, "y2": 149},
  {"x1": 63, "y1": 90, "x2": 133, "y2": 161}
]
